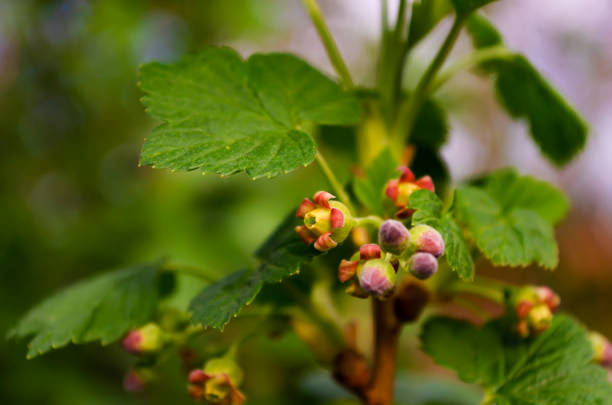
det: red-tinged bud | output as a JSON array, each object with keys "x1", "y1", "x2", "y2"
[
  {"x1": 121, "y1": 323, "x2": 163, "y2": 355},
  {"x1": 189, "y1": 356, "x2": 245, "y2": 404},
  {"x1": 516, "y1": 300, "x2": 535, "y2": 319},
  {"x1": 409, "y1": 224, "x2": 445, "y2": 258},
  {"x1": 407, "y1": 252, "x2": 438, "y2": 280},
  {"x1": 313, "y1": 190, "x2": 335, "y2": 208},
  {"x1": 379, "y1": 219, "x2": 410, "y2": 255},
  {"x1": 124, "y1": 368, "x2": 154, "y2": 392},
  {"x1": 535, "y1": 286, "x2": 561, "y2": 313},
  {"x1": 360, "y1": 243, "x2": 382, "y2": 260},
  {"x1": 295, "y1": 225, "x2": 316, "y2": 245},
  {"x1": 338, "y1": 259, "x2": 359, "y2": 283},
  {"x1": 296, "y1": 198, "x2": 316, "y2": 218},
  {"x1": 589, "y1": 332, "x2": 612, "y2": 367},
  {"x1": 330, "y1": 207, "x2": 345, "y2": 229},
  {"x1": 414, "y1": 175, "x2": 435, "y2": 192},
  {"x1": 527, "y1": 304, "x2": 552, "y2": 334},
  {"x1": 345, "y1": 281, "x2": 370, "y2": 298},
  {"x1": 399, "y1": 166, "x2": 415, "y2": 183},
  {"x1": 189, "y1": 369, "x2": 209, "y2": 384},
  {"x1": 357, "y1": 259, "x2": 396, "y2": 298},
  {"x1": 385, "y1": 179, "x2": 399, "y2": 201},
  {"x1": 314, "y1": 232, "x2": 338, "y2": 252}
]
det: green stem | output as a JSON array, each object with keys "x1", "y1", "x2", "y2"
[
  {"x1": 355, "y1": 215, "x2": 384, "y2": 228},
  {"x1": 431, "y1": 45, "x2": 514, "y2": 92},
  {"x1": 390, "y1": 0, "x2": 408, "y2": 107},
  {"x1": 302, "y1": 0, "x2": 354, "y2": 89},
  {"x1": 392, "y1": 14, "x2": 466, "y2": 150},
  {"x1": 160, "y1": 263, "x2": 217, "y2": 282},
  {"x1": 315, "y1": 150, "x2": 355, "y2": 213}
]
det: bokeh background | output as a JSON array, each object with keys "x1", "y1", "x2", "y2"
[{"x1": 1, "y1": 0, "x2": 611, "y2": 404}]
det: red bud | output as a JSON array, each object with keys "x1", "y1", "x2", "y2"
[
  {"x1": 399, "y1": 166, "x2": 415, "y2": 183},
  {"x1": 338, "y1": 260, "x2": 358, "y2": 283},
  {"x1": 359, "y1": 243, "x2": 381, "y2": 260},
  {"x1": 314, "y1": 232, "x2": 337, "y2": 251}
]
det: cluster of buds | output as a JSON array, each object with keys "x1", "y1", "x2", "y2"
[
  {"x1": 296, "y1": 191, "x2": 354, "y2": 252},
  {"x1": 385, "y1": 167, "x2": 434, "y2": 218},
  {"x1": 122, "y1": 323, "x2": 164, "y2": 356},
  {"x1": 512, "y1": 286, "x2": 560, "y2": 337},
  {"x1": 188, "y1": 356, "x2": 245, "y2": 404},
  {"x1": 338, "y1": 243, "x2": 397, "y2": 299}
]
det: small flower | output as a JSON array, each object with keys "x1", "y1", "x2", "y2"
[
  {"x1": 379, "y1": 219, "x2": 411, "y2": 255},
  {"x1": 385, "y1": 167, "x2": 435, "y2": 218},
  {"x1": 409, "y1": 224, "x2": 445, "y2": 258},
  {"x1": 407, "y1": 252, "x2": 438, "y2": 280},
  {"x1": 121, "y1": 323, "x2": 163, "y2": 355},
  {"x1": 357, "y1": 258, "x2": 396, "y2": 298},
  {"x1": 511, "y1": 285, "x2": 560, "y2": 337},
  {"x1": 123, "y1": 367, "x2": 154, "y2": 392},
  {"x1": 296, "y1": 191, "x2": 354, "y2": 252},
  {"x1": 188, "y1": 356, "x2": 245, "y2": 404},
  {"x1": 589, "y1": 332, "x2": 612, "y2": 367}
]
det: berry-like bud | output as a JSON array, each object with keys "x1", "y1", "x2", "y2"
[
  {"x1": 409, "y1": 224, "x2": 445, "y2": 258},
  {"x1": 385, "y1": 167, "x2": 436, "y2": 218},
  {"x1": 379, "y1": 219, "x2": 410, "y2": 255},
  {"x1": 188, "y1": 356, "x2": 245, "y2": 405},
  {"x1": 393, "y1": 281, "x2": 429, "y2": 323},
  {"x1": 123, "y1": 367, "x2": 154, "y2": 392},
  {"x1": 589, "y1": 332, "x2": 612, "y2": 367},
  {"x1": 296, "y1": 191, "x2": 354, "y2": 252},
  {"x1": 360, "y1": 243, "x2": 382, "y2": 260},
  {"x1": 407, "y1": 252, "x2": 438, "y2": 280},
  {"x1": 357, "y1": 259, "x2": 396, "y2": 298},
  {"x1": 526, "y1": 304, "x2": 552, "y2": 334},
  {"x1": 121, "y1": 323, "x2": 163, "y2": 355}
]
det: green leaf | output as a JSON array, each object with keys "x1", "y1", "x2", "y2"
[
  {"x1": 411, "y1": 98, "x2": 449, "y2": 150},
  {"x1": 139, "y1": 47, "x2": 360, "y2": 179},
  {"x1": 408, "y1": 190, "x2": 474, "y2": 280},
  {"x1": 354, "y1": 148, "x2": 399, "y2": 215},
  {"x1": 455, "y1": 185, "x2": 558, "y2": 269},
  {"x1": 9, "y1": 263, "x2": 161, "y2": 358},
  {"x1": 421, "y1": 315, "x2": 612, "y2": 405},
  {"x1": 190, "y1": 211, "x2": 321, "y2": 329},
  {"x1": 483, "y1": 168, "x2": 569, "y2": 225},
  {"x1": 449, "y1": 0, "x2": 497, "y2": 15},
  {"x1": 408, "y1": 0, "x2": 453, "y2": 49},
  {"x1": 189, "y1": 269, "x2": 263, "y2": 330},
  {"x1": 465, "y1": 16, "x2": 587, "y2": 166}
]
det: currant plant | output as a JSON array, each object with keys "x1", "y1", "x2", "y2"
[{"x1": 8, "y1": 1, "x2": 612, "y2": 405}]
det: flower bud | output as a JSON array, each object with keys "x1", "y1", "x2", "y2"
[
  {"x1": 121, "y1": 323, "x2": 163, "y2": 355},
  {"x1": 385, "y1": 167, "x2": 436, "y2": 217},
  {"x1": 407, "y1": 252, "x2": 438, "y2": 280},
  {"x1": 526, "y1": 304, "x2": 552, "y2": 334},
  {"x1": 360, "y1": 243, "x2": 382, "y2": 260},
  {"x1": 409, "y1": 224, "x2": 444, "y2": 258},
  {"x1": 123, "y1": 367, "x2": 154, "y2": 392},
  {"x1": 379, "y1": 219, "x2": 411, "y2": 255},
  {"x1": 357, "y1": 259, "x2": 396, "y2": 298},
  {"x1": 188, "y1": 356, "x2": 246, "y2": 405},
  {"x1": 589, "y1": 332, "x2": 612, "y2": 367},
  {"x1": 535, "y1": 286, "x2": 561, "y2": 313},
  {"x1": 296, "y1": 191, "x2": 354, "y2": 252}
]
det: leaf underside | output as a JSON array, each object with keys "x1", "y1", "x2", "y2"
[{"x1": 139, "y1": 47, "x2": 360, "y2": 179}]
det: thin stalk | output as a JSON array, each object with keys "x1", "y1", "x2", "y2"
[
  {"x1": 302, "y1": 0, "x2": 354, "y2": 89},
  {"x1": 315, "y1": 150, "x2": 355, "y2": 213},
  {"x1": 431, "y1": 45, "x2": 514, "y2": 92},
  {"x1": 392, "y1": 14, "x2": 466, "y2": 149},
  {"x1": 390, "y1": 0, "x2": 408, "y2": 107}
]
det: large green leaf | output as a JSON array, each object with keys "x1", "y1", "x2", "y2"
[
  {"x1": 9, "y1": 263, "x2": 161, "y2": 358},
  {"x1": 408, "y1": 190, "x2": 474, "y2": 280},
  {"x1": 354, "y1": 148, "x2": 399, "y2": 215},
  {"x1": 139, "y1": 47, "x2": 360, "y2": 179},
  {"x1": 455, "y1": 169, "x2": 567, "y2": 269},
  {"x1": 190, "y1": 212, "x2": 320, "y2": 329},
  {"x1": 465, "y1": 15, "x2": 587, "y2": 166},
  {"x1": 411, "y1": 98, "x2": 449, "y2": 150},
  {"x1": 421, "y1": 315, "x2": 612, "y2": 405}
]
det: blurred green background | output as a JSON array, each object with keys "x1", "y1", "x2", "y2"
[{"x1": 2, "y1": 0, "x2": 611, "y2": 404}]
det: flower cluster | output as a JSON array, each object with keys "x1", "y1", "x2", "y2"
[
  {"x1": 338, "y1": 243, "x2": 397, "y2": 299},
  {"x1": 385, "y1": 167, "x2": 434, "y2": 218},
  {"x1": 295, "y1": 191, "x2": 354, "y2": 252},
  {"x1": 188, "y1": 356, "x2": 245, "y2": 404},
  {"x1": 511, "y1": 286, "x2": 560, "y2": 337}
]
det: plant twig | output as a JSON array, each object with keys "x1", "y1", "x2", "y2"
[
  {"x1": 302, "y1": 0, "x2": 354, "y2": 89},
  {"x1": 315, "y1": 150, "x2": 355, "y2": 213}
]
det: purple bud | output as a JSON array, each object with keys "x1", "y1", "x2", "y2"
[
  {"x1": 357, "y1": 259, "x2": 396, "y2": 298},
  {"x1": 379, "y1": 220, "x2": 410, "y2": 255},
  {"x1": 409, "y1": 224, "x2": 444, "y2": 258},
  {"x1": 408, "y1": 252, "x2": 438, "y2": 280}
]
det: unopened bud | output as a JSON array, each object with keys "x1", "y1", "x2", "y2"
[
  {"x1": 379, "y1": 220, "x2": 410, "y2": 255},
  {"x1": 357, "y1": 259, "x2": 396, "y2": 298},
  {"x1": 409, "y1": 224, "x2": 444, "y2": 258},
  {"x1": 121, "y1": 323, "x2": 163, "y2": 355},
  {"x1": 527, "y1": 304, "x2": 552, "y2": 334},
  {"x1": 188, "y1": 356, "x2": 246, "y2": 404},
  {"x1": 360, "y1": 243, "x2": 381, "y2": 260},
  {"x1": 407, "y1": 252, "x2": 438, "y2": 280},
  {"x1": 589, "y1": 332, "x2": 612, "y2": 367},
  {"x1": 535, "y1": 286, "x2": 561, "y2": 312}
]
